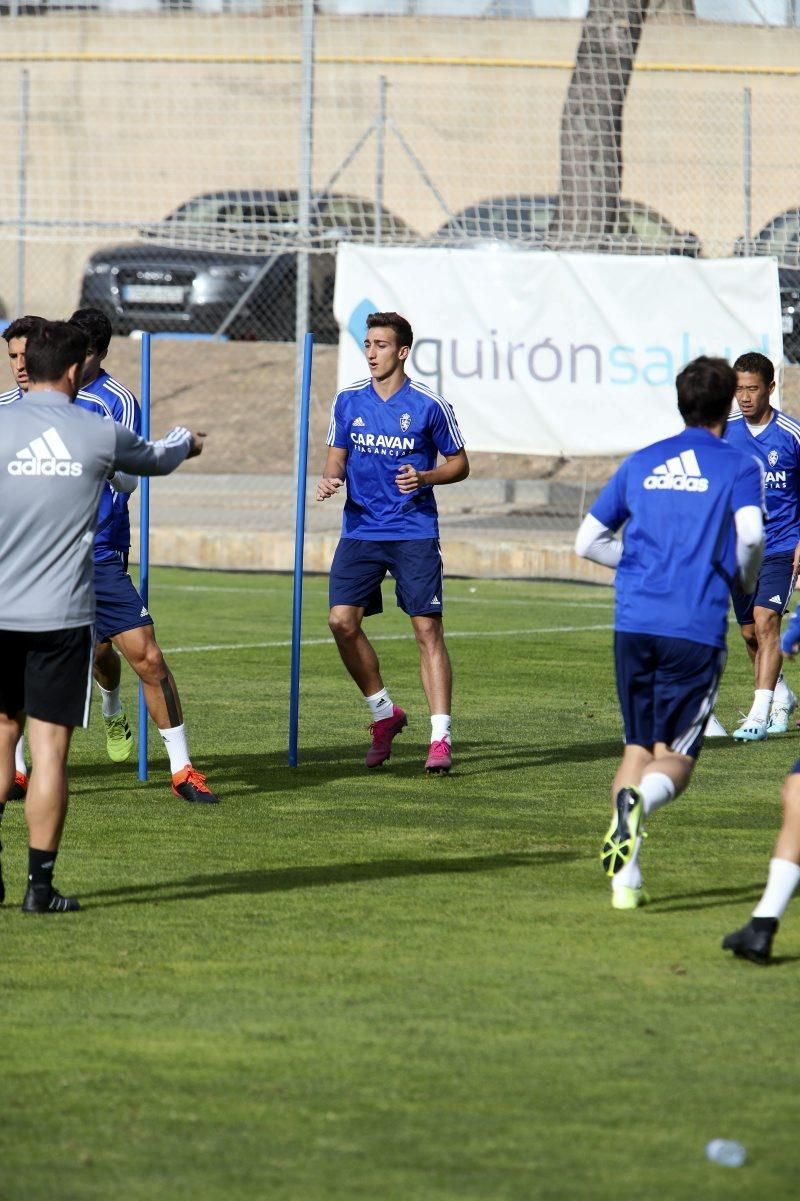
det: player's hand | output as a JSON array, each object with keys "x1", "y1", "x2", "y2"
[
  {"x1": 395, "y1": 464, "x2": 426, "y2": 494},
  {"x1": 187, "y1": 431, "x2": 206, "y2": 459},
  {"x1": 316, "y1": 476, "x2": 344, "y2": 501},
  {"x1": 793, "y1": 541, "x2": 800, "y2": 577}
]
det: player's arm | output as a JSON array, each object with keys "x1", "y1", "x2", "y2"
[
  {"x1": 395, "y1": 448, "x2": 469, "y2": 494},
  {"x1": 112, "y1": 424, "x2": 204, "y2": 476},
  {"x1": 575, "y1": 513, "x2": 623, "y2": 568},
  {"x1": 782, "y1": 607, "x2": 800, "y2": 659},
  {"x1": 575, "y1": 463, "x2": 628, "y2": 568},
  {"x1": 109, "y1": 469, "x2": 138, "y2": 494},
  {"x1": 317, "y1": 446, "x2": 347, "y2": 501},
  {"x1": 734, "y1": 504, "x2": 764, "y2": 594}
]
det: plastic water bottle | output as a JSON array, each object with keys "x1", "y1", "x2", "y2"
[{"x1": 705, "y1": 1139, "x2": 747, "y2": 1168}]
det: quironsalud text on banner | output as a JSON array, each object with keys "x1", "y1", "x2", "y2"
[{"x1": 333, "y1": 244, "x2": 783, "y2": 457}]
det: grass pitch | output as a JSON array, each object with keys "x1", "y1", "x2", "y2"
[{"x1": 1, "y1": 569, "x2": 798, "y2": 1201}]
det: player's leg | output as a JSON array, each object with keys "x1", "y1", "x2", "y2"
[
  {"x1": 603, "y1": 633, "x2": 723, "y2": 908},
  {"x1": 328, "y1": 605, "x2": 382, "y2": 695},
  {"x1": 112, "y1": 623, "x2": 217, "y2": 804},
  {"x1": 93, "y1": 640, "x2": 134, "y2": 762},
  {"x1": 392, "y1": 539, "x2": 452, "y2": 774},
  {"x1": 723, "y1": 763, "x2": 800, "y2": 964},
  {"x1": 93, "y1": 558, "x2": 138, "y2": 763},
  {"x1": 0, "y1": 629, "x2": 27, "y2": 904},
  {"x1": 734, "y1": 555, "x2": 794, "y2": 739},
  {"x1": 410, "y1": 615, "x2": 453, "y2": 774},
  {"x1": 0, "y1": 713, "x2": 24, "y2": 907},
  {"x1": 328, "y1": 539, "x2": 406, "y2": 767},
  {"x1": 20, "y1": 626, "x2": 92, "y2": 913},
  {"x1": 5, "y1": 732, "x2": 28, "y2": 801}
]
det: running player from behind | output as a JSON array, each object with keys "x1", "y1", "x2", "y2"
[
  {"x1": 69, "y1": 308, "x2": 217, "y2": 804},
  {"x1": 576, "y1": 356, "x2": 764, "y2": 911},
  {"x1": 317, "y1": 311, "x2": 469, "y2": 773}
]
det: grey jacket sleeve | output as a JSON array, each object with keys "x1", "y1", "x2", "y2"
[{"x1": 113, "y1": 424, "x2": 193, "y2": 476}]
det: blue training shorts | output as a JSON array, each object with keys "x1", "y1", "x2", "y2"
[
  {"x1": 329, "y1": 537, "x2": 444, "y2": 618},
  {"x1": 614, "y1": 631, "x2": 726, "y2": 759},
  {"x1": 732, "y1": 551, "x2": 796, "y2": 626},
  {"x1": 94, "y1": 554, "x2": 154, "y2": 643}
]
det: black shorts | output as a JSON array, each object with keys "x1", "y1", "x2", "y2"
[{"x1": 0, "y1": 626, "x2": 94, "y2": 728}]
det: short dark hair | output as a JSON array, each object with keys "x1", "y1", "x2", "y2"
[
  {"x1": 68, "y1": 307, "x2": 112, "y2": 357},
  {"x1": 676, "y1": 355, "x2": 736, "y2": 427},
  {"x1": 733, "y1": 351, "x2": 774, "y2": 387},
  {"x1": 366, "y1": 311, "x2": 413, "y2": 349},
  {"x1": 2, "y1": 315, "x2": 46, "y2": 344},
  {"x1": 25, "y1": 320, "x2": 89, "y2": 385}
]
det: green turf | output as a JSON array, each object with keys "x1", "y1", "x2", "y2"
[{"x1": 1, "y1": 569, "x2": 797, "y2": 1200}]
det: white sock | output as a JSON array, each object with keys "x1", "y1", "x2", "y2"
[
  {"x1": 14, "y1": 734, "x2": 27, "y2": 776},
  {"x1": 749, "y1": 689, "x2": 773, "y2": 723},
  {"x1": 431, "y1": 714, "x2": 452, "y2": 744},
  {"x1": 773, "y1": 674, "x2": 791, "y2": 707},
  {"x1": 639, "y1": 771, "x2": 676, "y2": 817},
  {"x1": 613, "y1": 836, "x2": 643, "y2": 890},
  {"x1": 365, "y1": 688, "x2": 394, "y2": 722},
  {"x1": 752, "y1": 857, "x2": 800, "y2": 919},
  {"x1": 159, "y1": 724, "x2": 191, "y2": 775},
  {"x1": 97, "y1": 682, "x2": 122, "y2": 718}
]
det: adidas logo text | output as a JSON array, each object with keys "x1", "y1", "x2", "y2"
[
  {"x1": 7, "y1": 427, "x2": 83, "y2": 477},
  {"x1": 644, "y1": 449, "x2": 708, "y2": 493}
]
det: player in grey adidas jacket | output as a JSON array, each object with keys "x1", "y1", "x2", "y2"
[{"x1": 0, "y1": 319, "x2": 204, "y2": 914}]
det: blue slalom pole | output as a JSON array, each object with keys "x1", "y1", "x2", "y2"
[
  {"x1": 288, "y1": 332, "x2": 314, "y2": 766},
  {"x1": 138, "y1": 332, "x2": 151, "y2": 782}
]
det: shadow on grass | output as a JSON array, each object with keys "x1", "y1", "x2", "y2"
[
  {"x1": 82, "y1": 848, "x2": 583, "y2": 908},
  {"x1": 70, "y1": 736, "x2": 629, "y2": 796},
  {"x1": 647, "y1": 882, "x2": 765, "y2": 914}
]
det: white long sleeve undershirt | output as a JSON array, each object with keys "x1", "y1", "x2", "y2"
[
  {"x1": 734, "y1": 503, "x2": 765, "y2": 595},
  {"x1": 574, "y1": 513, "x2": 623, "y2": 569}
]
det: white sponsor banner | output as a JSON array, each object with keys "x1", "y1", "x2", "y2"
[{"x1": 333, "y1": 244, "x2": 783, "y2": 456}]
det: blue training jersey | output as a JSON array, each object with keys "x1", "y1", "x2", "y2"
[
  {"x1": 724, "y1": 408, "x2": 800, "y2": 556},
  {"x1": 591, "y1": 427, "x2": 763, "y2": 649},
  {"x1": 0, "y1": 385, "x2": 22, "y2": 406},
  {"x1": 326, "y1": 375, "x2": 465, "y2": 540},
  {"x1": 75, "y1": 368, "x2": 140, "y2": 561}
]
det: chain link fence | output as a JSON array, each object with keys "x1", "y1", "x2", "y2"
[{"x1": 2, "y1": 2, "x2": 799, "y2": 575}]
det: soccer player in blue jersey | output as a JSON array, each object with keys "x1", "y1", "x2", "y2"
[
  {"x1": 317, "y1": 311, "x2": 469, "y2": 773},
  {"x1": 576, "y1": 356, "x2": 764, "y2": 910},
  {"x1": 722, "y1": 352, "x2": 800, "y2": 740},
  {"x1": 68, "y1": 308, "x2": 217, "y2": 804}
]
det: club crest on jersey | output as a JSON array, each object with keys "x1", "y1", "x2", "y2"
[
  {"x1": 400, "y1": 412, "x2": 412, "y2": 433},
  {"x1": 768, "y1": 449, "x2": 779, "y2": 467}
]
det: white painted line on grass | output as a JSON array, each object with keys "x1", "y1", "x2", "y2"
[
  {"x1": 153, "y1": 583, "x2": 612, "y2": 608},
  {"x1": 162, "y1": 623, "x2": 613, "y2": 655}
]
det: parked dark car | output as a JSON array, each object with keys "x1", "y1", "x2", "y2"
[
  {"x1": 435, "y1": 195, "x2": 702, "y2": 257},
  {"x1": 734, "y1": 209, "x2": 800, "y2": 363},
  {"x1": 79, "y1": 190, "x2": 416, "y2": 343}
]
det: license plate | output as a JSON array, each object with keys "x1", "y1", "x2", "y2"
[
  {"x1": 783, "y1": 313, "x2": 794, "y2": 334},
  {"x1": 123, "y1": 284, "x2": 184, "y2": 303}
]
